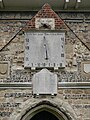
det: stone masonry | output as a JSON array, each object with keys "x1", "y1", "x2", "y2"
[{"x1": 0, "y1": 3, "x2": 90, "y2": 120}]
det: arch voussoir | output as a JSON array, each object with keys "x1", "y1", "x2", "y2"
[{"x1": 10, "y1": 99, "x2": 78, "y2": 120}]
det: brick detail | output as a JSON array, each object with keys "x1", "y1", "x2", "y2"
[{"x1": 24, "y1": 3, "x2": 66, "y2": 30}]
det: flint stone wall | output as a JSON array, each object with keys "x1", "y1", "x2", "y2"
[{"x1": 0, "y1": 12, "x2": 90, "y2": 120}]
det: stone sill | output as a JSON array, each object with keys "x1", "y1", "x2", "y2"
[{"x1": 0, "y1": 82, "x2": 90, "y2": 89}]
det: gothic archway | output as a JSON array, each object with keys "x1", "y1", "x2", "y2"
[
  {"x1": 19, "y1": 101, "x2": 71, "y2": 120},
  {"x1": 10, "y1": 99, "x2": 77, "y2": 120}
]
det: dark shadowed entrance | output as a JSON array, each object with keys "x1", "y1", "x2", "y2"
[{"x1": 30, "y1": 110, "x2": 59, "y2": 120}]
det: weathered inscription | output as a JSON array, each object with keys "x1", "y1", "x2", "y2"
[
  {"x1": 4, "y1": 92, "x2": 32, "y2": 98},
  {"x1": 0, "y1": 103, "x2": 21, "y2": 108},
  {"x1": 63, "y1": 94, "x2": 90, "y2": 99},
  {"x1": 73, "y1": 104, "x2": 90, "y2": 109},
  {"x1": 33, "y1": 69, "x2": 57, "y2": 95}
]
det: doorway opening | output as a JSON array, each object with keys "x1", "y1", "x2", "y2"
[{"x1": 30, "y1": 110, "x2": 59, "y2": 120}]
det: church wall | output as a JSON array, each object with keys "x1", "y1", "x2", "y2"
[{"x1": 0, "y1": 11, "x2": 90, "y2": 120}]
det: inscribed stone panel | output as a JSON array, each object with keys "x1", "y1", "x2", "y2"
[{"x1": 32, "y1": 69, "x2": 57, "y2": 95}]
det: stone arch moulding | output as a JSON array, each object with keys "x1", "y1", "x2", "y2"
[{"x1": 10, "y1": 99, "x2": 78, "y2": 120}]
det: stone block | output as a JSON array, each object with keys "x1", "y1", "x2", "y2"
[
  {"x1": 65, "y1": 43, "x2": 73, "y2": 59},
  {"x1": 32, "y1": 69, "x2": 57, "y2": 95},
  {"x1": 71, "y1": 89, "x2": 83, "y2": 94},
  {"x1": 84, "y1": 90, "x2": 90, "y2": 94}
]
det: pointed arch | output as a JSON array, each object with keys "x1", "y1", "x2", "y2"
[
  {"x1": 12, "y1": 99, "x2": 77, "y2": 120},
  {"x1": 20, "y1": 102, "x2": 69, "y2": 120}
]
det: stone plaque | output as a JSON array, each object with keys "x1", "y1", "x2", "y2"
[
  {"x1": 84, "y1": 64, "x2": 90, "y2": 73},
  {"x1": 24, "y1": 31, "x2": 65, "y2": 69},
  {"x1": 0, "y1": 62, "x2": 9, "y2": 78},
  {"x1": 32, "y1": 69, "x2": 57, "y2": 95},
  {"x1": 81, "y1": 61, "x2": 90, "y2": 77}
]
